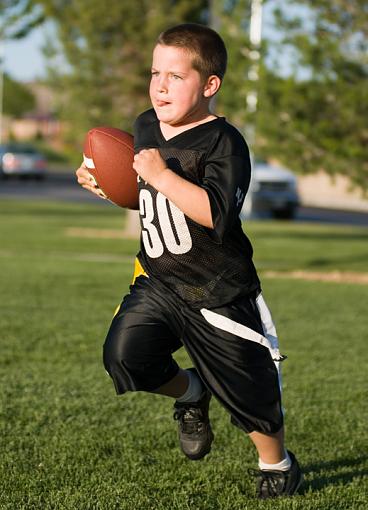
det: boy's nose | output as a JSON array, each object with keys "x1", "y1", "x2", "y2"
[{"x1": 157, "y1": 76, "x2": 168, "y2": 92}]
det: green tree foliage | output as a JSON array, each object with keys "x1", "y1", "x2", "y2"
[
  {"x1": 210, "y1": 0, "x2": 253, "y2": 130},
  {"x1": 256, "y1": 0, "x2": 368, "y2": 190},
  {"x1": 3, "y1": 73, "x2": 35, "y2": 117},
  {"x1": 0, "y1": 0, "x2": 208, "y2": 157},
  {"x1": 1, "y1": 1, "x2": 367, "y2": 188}
]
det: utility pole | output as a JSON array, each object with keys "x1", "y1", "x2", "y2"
[
  {"x1": 246, "y1": 0, "x2": 263, "y2": 148},
  {"x1": 209, "y1": 0, "x2": 221, "y2": 113}
]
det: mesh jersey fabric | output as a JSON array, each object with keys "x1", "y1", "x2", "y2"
[{"x1": 134, "y1": 108, "x2": 260, "y2": 309}]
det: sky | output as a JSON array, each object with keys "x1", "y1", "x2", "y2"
[{"x1": 3, "y1": 27, "x2": 47, "y2": 82}]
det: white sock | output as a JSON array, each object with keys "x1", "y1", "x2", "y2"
[
  {"x1": 176, "y1": 369, "x2": 204, "y2": 403},
  {"x1": 258, "y1": 450, "x2": 292, "y2": 471}
]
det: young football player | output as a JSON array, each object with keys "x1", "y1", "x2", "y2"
[{"x1": 76, "y1": 23, "x2": 303, "y2": 499}]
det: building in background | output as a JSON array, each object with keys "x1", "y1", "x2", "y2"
[{"x1": 3, "y1": 81, "x2": 62, "y2": 145}]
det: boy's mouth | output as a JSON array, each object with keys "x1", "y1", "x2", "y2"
[{"x1": 156, "y1": 100, "x2": 171, "y2": 107}]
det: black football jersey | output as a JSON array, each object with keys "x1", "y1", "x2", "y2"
[{"x1": 134, "y1": 109, "x2": 260, "y2": 308}]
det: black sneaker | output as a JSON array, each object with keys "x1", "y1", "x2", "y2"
[
  {"x1": 252, "y1": 451, "x2": 303, "y2": 499},
  {"x1": 173, "y1": 389, "x2": 214, "y2": 461}
]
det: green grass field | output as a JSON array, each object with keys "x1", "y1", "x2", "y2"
[{"x1": 1, "y1": 199, "x2": 367, "y2": 510}]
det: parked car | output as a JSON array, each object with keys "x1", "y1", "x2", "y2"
[
  {"x1": 0, "y1": 143, "x2": 47, "y2": 180},
  {"x1": 240, "y1": 159, "x2": 299, "y2": 219}
]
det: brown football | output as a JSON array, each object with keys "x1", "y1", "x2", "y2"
[{"x1": 83, "y1": 127, "x2": 138, "y2": 209}]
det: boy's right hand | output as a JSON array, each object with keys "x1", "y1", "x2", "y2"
[{"x1": 75, "y1": 162, "x2": 107, "y2": 199}]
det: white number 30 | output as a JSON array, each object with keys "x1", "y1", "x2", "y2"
[{"x1": 139, "y1": 190, "x2": 193, "y2": 258}]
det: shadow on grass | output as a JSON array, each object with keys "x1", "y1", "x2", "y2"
[
  {"x1": 301, "y1": 455, "x2": 367, "y2": 493},
  {"x1": 1, "y1": 202, "x2": 118, "y2": 218},
  {"x1": 306, "y1": 253, "x2": 368, "y2": 268},
  {"x1": 253, "y1": 230, "x2": 368, "y2": 242}
]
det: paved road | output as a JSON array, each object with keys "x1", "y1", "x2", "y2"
[
  {"x1": 0, "y1": 171, "x2": 101, "y2": 204},
  {"x1": 296, "y1": 205, "x2": 368, "y2": 227},
  {"x1": 1, "y1": 171, "x2": 367, "y2": 226}
]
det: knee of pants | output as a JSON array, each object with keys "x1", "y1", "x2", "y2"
[
  {"x1": 103, "y1": 327, "x2": 138, "y2": 375},
  {"x1": 103, "y1": 323, "x2": 171, "y2": 380},
  {"x1": 102, "y1": 328, "x2": 180, "y2": 393},
  {"x1": 103, "y1": 321, "x2": 182, "y2": 393}
]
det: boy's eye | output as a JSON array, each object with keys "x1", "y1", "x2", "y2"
[
  {"x1": 151, "y1": 71, "x2": 159, "y2": 77},
  {"x1": 172, "y1": 74, "x2": 182, "y2": 80}
]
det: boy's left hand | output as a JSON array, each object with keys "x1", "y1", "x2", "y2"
[{"x1": 133, "y1": 149, "x2": 168, "y2": 187}]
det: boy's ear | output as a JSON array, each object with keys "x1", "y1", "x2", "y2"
[{"x1": 203, "y1": 75, "x2": 222, "y2": 98}]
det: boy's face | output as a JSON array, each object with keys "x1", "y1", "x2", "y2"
[{"x1": 150, "y1": 44, "x2": 210, "y2": 127}]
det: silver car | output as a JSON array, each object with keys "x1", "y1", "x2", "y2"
[
  {"x1": 241, "y1": 159, "x2": 299, "y2": 219},
  {"x1": 0, "y1": 143, "x2": 47, "y2": 180}
]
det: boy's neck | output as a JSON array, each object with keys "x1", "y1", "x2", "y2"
[{"x1": 159, "y1": 114, "x2": 218, "y2": 141}]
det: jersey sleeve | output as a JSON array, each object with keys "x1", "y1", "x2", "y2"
[{"x1": 201, "y1": 133, "x2": 251, "y2": 243}]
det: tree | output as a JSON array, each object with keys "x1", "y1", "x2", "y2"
[
  {"x1": 209, "y1": 0, "x2": 254, "y2": 131},
  {"x1": 0, "y1": 1, "x2": 275, "y2": 153},
  {"x1": 0, "y1": 0, "x2": 209, "y2": 236},
  {"x1": 207, "y1": 0, "x2": 368, "y2": 191},
  {"x1": 255, "y1": 0, "x2": 368, "y2": 190},
  {"x1": 2, "y1": 1, "x2": 366, "y2": 189},
  {"x1": 3, "y1": 73, "x2": 35, "y2": 117},
  {"x1": 0, "y1": 0, "x2": 208, "y2": 160}
]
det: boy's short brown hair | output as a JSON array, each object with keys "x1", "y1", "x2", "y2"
[{"x1": 157, "y1": 23, "x2": 227, "y2": 81}]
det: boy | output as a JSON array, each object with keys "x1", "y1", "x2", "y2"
[{"x1": 77, "y1": 23, "x2": 303, "y2": 499}]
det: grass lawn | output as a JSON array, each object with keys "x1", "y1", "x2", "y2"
[{"x1": 0, "y1": 199, "x2": 367, "y2": 510}]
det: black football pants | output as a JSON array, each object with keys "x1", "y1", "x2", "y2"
[{"x1": 103, "y1": 275, "x2": 283, "y2": 434}]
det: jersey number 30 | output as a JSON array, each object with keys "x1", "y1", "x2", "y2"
[{"x1": 140, "y1": 190, "x2": 192, "y2": 258}]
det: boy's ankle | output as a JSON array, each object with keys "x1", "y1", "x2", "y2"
[
  {"x1": 258, "y1": 450, "x2": 292, "y2": 471},
  {"x1": 175, "y1": 368, "x2": 204, "y2": 404}
]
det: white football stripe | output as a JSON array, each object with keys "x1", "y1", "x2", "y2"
[
  {"x1": 83, "y1": 154, "x2": 95, "y2": 169},
  {"x1": 200, "y1": 307, "x2": 283, "y2": 362}
]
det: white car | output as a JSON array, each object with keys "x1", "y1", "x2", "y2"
[
  {"x1": 241, "y1": 160, "x2": 299, "y2": 219},
  {"x1": 0, "y1": 144, "x2": 47, "y2": 180}
]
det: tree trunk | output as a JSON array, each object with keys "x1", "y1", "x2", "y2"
[{"x1": 123, "y1": 209, "x2": 140, "y2": 238}]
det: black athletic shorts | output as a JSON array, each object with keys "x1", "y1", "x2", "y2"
[{"x1": 103, "y1": 275, "x2": 284, "y2": 434}]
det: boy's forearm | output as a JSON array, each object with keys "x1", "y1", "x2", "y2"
[{"x1": 152, "y1": 167, "x2": 214, "y2": 229}]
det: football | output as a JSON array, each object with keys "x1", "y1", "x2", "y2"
[{"x1": 83, "y1": 127, "x2": 138, "y2": 209}]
